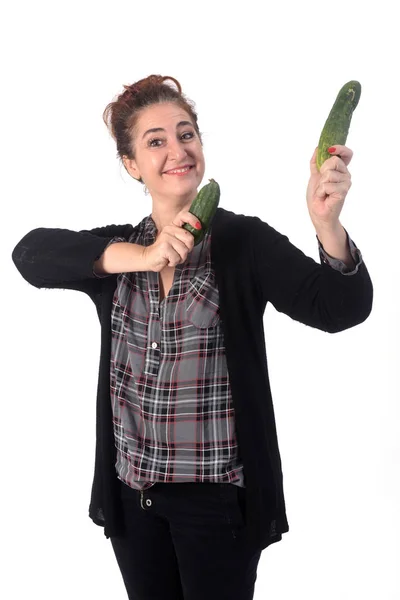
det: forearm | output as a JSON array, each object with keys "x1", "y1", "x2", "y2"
[
  {"x1": 315, "y1": 222, "x2": 356, "y2": 270},
  {"x1": 93, "y1": 242, "x2": 147, "y2": 275}
]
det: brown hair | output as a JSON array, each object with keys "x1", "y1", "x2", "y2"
[{"x1": 103, "y1": 75, "x2": 203, "y2": 184}]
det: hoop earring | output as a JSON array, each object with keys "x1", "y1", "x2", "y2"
[{"x1": 143, "y1": 185, "x2": 149, "y2": 195}]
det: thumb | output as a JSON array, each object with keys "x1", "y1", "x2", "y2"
[{"x1": 310, "y1": 146, "x2": 319, "y2": 175}]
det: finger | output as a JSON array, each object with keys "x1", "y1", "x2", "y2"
[
  {"x1": 163, "y1": 224, "x2": 195, "y2": 248},
  {"x1": 169, "y1": 237, "x2": 190, "y2": 263},
  {"x1": 172, "y1": 210, "x2": 202, "y2": 230},
  {"x1": 172, "y1": 227, "x2": 195, "y2": 250},
  {"x1": 320, "y1": 169, "x2": 351, "y2": 184},
  {"x1": 165, "y1": 247, "x2": 184, "y2": 267},
  {"x1": 324, "y1": 144, "x2": 353, "y2": 167},
  {"x1": 317, "y1": 182, "x2": 350, "y2": 198},
  {"x1": 158, "y1": 237, "x2": 188, "y2": 265},
  {"x1": 320, "y1": 155, "x2": 350, "y2": 175}
]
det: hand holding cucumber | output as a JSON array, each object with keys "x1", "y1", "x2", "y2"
[
  {"x1": 306, "y1": 80, "x2": 361, "y2": 232},
  {"x1": 142, "y1": 210, "x2": 201, "y2": 272},
  {"x1": 306, "y1": 143, "x2": 354, "y2": 231},
  {"x1": 143, "y1": 178, "x2": 220, "y2": 271}
]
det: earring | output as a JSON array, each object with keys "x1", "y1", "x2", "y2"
[{"x1": 143, "y1": 185, "x2": 149, "y2": 195}]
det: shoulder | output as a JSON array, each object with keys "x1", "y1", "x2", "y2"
[
  {"x1": 80, "y1": 223, "x2": 135, "y2": 239},
  {"x1": 212, "y1": 207, "x2": 277, "y2": 241},
  {"x1": 210, "y1": 208, "x2": 274, "y2": 268}
]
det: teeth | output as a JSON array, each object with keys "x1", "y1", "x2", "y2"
[{"x1": 167, "y1": 166, "x2": 191, "y2": 174}]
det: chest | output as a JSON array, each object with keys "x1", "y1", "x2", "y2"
[{"x1": 158, "y1": 266, "x2": 175, "y2": 302}]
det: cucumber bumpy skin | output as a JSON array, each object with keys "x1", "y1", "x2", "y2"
[
  {"x1": 182, "y1": 178, "x2": 220, "y2": 246},
  {"x1": 316, "y1": 80, "x2": 361, "y2": 171}
]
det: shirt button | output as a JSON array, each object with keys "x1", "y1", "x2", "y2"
[{"x1": 151, "y1": 342, "x2": 158, "y2": 349}]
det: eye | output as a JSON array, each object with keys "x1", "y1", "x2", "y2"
[
  {"x1": 182, "y1": 131, "x2": 195, "y2": 140},
  {"x1": 147, "y1": 131, "x2": 195, "y2": 147},
  {"x1": 148, "y1": 138, "x2": 162, "y2": 147}
]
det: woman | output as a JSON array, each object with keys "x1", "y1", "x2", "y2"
[{"x1": 12, "y1": 75, "x2": 373, "y2": 600}]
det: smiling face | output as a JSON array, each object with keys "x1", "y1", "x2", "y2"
[{"x1": 123, "y1": 102, "x2": 206, "y2": 203}]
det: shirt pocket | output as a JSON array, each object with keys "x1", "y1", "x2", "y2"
[{"x1": 185, "y1": 270, "x2": 221, "y2": 328}]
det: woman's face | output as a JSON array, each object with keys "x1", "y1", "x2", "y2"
[{"x1": 123, "y1": 102, "x2": 206, "y2": 201}]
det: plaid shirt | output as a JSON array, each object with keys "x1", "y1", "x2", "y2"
[{"x1": 96, "y1": 215, "x2": 361, "y2": 493}]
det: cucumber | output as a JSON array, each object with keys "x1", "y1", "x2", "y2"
[
  {"x1": 316, "y1": 80, "x2": 362, "y2": 171},
  {"x1": 183, "y1": 178, "x2": 220, "y2": 245}
]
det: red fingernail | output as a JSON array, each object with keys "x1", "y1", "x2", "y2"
[
  {"x1": 195, "y1": 221, "x2": 202, "y2": 230},
  {"x1": 328, "y1": 147, "x2": 336, "y2": 153}
]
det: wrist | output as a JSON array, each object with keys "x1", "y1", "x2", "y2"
[
  {"x1": 316, "y1": 223, "x2": 347, "y2": 254},
  {"x1": 315, "y1": 223, "x2": 355, "y2": 268},
  {"x1": 314, "y1": 220, "x2": 343, "y2": 239},
  {"x1": 140, "y1": 245, "x2": 149, "y2": 271}
]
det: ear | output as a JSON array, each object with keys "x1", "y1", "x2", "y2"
[{"x1": 122, "y1": 155, "x2": 141, "y2": 181}]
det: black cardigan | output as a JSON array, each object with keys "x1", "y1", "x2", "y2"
[{"x1": 11, "y1": 207, "x2": 373, "y2": 551}]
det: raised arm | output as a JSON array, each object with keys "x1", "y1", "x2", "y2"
[{"x1": 250, "y1": 217, "x2": 373, "y2": 334}]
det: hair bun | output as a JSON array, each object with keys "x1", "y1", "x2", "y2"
[{"x1": 122, "y1": 75, "x2": 182, "y2": 100}]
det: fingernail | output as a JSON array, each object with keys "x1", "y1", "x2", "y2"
[
  {"x1": 195, "y1": 221, "x2": 202, "y2": 230},
  {"x1": 328, "y1": 147, "x2": 336, "y2": 153}
]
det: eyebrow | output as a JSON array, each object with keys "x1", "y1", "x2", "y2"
[{"x1": 142, "y1": 120, "x2": 194, "y2": 140}]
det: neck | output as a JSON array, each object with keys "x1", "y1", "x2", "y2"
[{"x1": 150, "y1": 191, "x2": 197, "y2": 234}]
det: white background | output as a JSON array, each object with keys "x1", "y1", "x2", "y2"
[{"x1": 2, "y1": 0, "x2": 399, "y2": 598}]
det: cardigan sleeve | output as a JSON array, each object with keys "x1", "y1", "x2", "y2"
[
  {"x1": 317, "y1": 231, "x2": 362, "y2": 275},
  {"x1": 250, "y1": 217, "x2": 373, "y2": 334},
  {"x1": 11, "y1": 224, "x2": 131, "y2": 294}
]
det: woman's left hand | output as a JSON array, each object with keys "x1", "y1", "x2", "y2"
[{"x1": 306, "y1": 144, "x2": 353, "y2": 231}]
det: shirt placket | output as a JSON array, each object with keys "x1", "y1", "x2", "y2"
[{"x1": 141, "y1": 270, "x2": 161, "y2": 377}]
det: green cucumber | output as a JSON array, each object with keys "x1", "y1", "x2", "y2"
[
  {"x1": 316, "y1": 80, "x2": 362, "y2": 171},
  {"x1": 183, "y1": 178, "x2": 220, "y2": 245}
]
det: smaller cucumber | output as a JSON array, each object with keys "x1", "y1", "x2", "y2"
[
  {"x1": 317, "y1": 80, "x2": 362, "y2": 171},
  {"x1": 183, "y1": 178, "x2": 220, "y2": 245}
]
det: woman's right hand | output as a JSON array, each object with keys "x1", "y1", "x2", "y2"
[{"x1": 142, "y1": 210, "x2": 202, "y2": 272}]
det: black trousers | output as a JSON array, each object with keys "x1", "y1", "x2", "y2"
[{"x1": 110, "y1": 481, "x2": 263, "y2": 600}]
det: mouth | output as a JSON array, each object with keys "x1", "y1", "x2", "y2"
[{"x1": 163, "y1": 165, "x2": 195, "y2": 176}]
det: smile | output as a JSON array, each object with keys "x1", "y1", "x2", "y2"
[{"x1": 164, "y1": 165, "x2": 194, "y2": 175}]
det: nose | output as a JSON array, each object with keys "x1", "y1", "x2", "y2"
[{"x1": 168, "y1": 137, "x2": 188, "y2": 162}]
